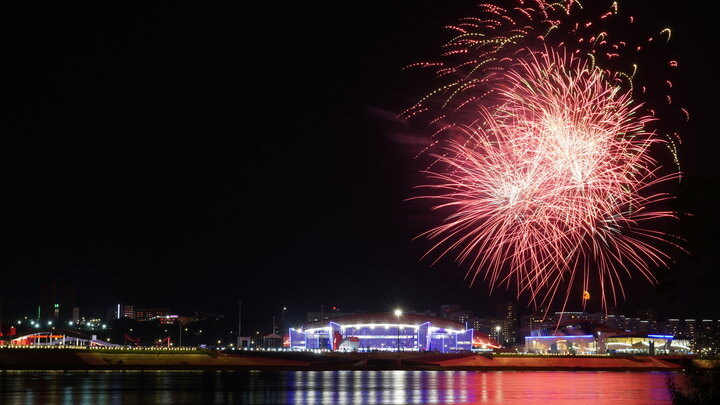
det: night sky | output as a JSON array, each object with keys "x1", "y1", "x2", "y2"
[{"x1": 1, "y1": 1, "x2": 719, "y2": 333}]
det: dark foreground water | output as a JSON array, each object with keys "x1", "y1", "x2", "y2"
[{"x1": 0, "y1": 370, "x2": 679, "y2": 404}]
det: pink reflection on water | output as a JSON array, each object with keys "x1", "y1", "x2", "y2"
[{"x1": 435, "y1": 371, "x2": 677, "y2": 404}]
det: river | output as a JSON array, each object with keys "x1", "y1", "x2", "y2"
[{"x1": 0, "y1": 370, "x2": 680, "y2": 404}]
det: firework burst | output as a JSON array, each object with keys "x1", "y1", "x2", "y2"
[{"x1": 405, "y1": 1, "x2": 684, "y2": 312}]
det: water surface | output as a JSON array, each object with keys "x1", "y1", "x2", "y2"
[{"x1": 0, "y1": 370, "x2": 678, "y2": 404}]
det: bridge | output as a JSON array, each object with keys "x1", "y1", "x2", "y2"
[{"x1": 3, "y1": 331, "x2": 119, "y2": 347}]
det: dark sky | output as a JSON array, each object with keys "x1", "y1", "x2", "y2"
[{"x1": 1, "y1": 1, "x2": 718, "y2": 333}]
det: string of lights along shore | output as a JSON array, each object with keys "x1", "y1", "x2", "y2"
[{"x1": 403, "y1": 0, "x2": 686, "y2": 313}]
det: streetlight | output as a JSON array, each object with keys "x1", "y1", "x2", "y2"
[
  {"x1": 494, "y1": 325, "x2": 501, "y2": 345},
  {"x1": 394, "y1": 309, "x2": 402, "y2": 352}
]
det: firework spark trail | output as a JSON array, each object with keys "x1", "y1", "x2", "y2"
[{"x1": 405, "y1": 1, "x2": 683, "y2": 313}]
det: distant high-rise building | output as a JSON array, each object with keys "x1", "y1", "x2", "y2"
[
  {"x1": 39, "y1": 283, "x2": 75, "y2": 323},
  {"x1": 519, "y1": 309, "x2": 550, "y2": 343},
  {"x1": 496, "y1": 302, "x2": 518, "y2": 346},
  {"x1": 632, "y1": 309, "x2": 659, "y2": 334},
  {"x1": 109, "y1": 303, "x2": 136, "y2": 320},
  {"x1": 123, "y1": 305, "x2": 135, "y2": 319},
  {"x1": 637, "y1": 319, "x2": 657, "y2": 334},
  {"x1": 683, "y1": 319, "x2": 699, "y2": 346},
  {"x1": 471, "y1": 317, "x2": 503, "y2": 343},
  {"x1": 625, "y1": 317, "x2": 641, "y2": 332},
  {"x1": 697, "y1": 320, "x2": 718, "y2": 352},
  {"x1": 665, "y1": 318, "x2": 715, "y2": 352}
]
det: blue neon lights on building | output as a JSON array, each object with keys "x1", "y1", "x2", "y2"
[{"x1": 289, "y1": 313, "x2": 474, "y2": 353}]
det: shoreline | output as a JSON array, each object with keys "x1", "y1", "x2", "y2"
[{"x1": 0, "y1": 348, "x2": 705, "y2": 371}]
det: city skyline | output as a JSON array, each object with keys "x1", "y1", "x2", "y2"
[
  {"x1": 6, "y1": 295, "x2": 720, "y2": 351},
  {"x1": 5, "y1": 294, "x2": 720, "y2": 350},
  {"x1": 1, "y1": 1, "x2": 719, "y2": 337}
]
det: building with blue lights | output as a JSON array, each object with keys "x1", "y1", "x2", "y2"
[
  {"x1": 525, "y1": 319, "x2": 615, "y2": 354},
  {"x1": 606, "y1": 334, "x2": 690, "y2": 354},
  {"x1": 524, "y1": 319, "x2": 692, "y2": 354},
  {"x1": 289, "y1": 313, "x2": 473, "y2": 353}
]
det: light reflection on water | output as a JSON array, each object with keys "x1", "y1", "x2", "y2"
[{"x1": 0, "y1": 370, "x2": 678, "y2": 404}]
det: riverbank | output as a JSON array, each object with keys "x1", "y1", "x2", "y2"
[{"x1": 0, "y1": 348, "x2": 705, "y2": 371}]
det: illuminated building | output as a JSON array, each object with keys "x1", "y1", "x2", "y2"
[
  {"x1": 447, "y1": 310, "x2": 474, "y2": 325},
  {"x1": 497, "y1": 302, "x2": 517, "y2": 346},
  {"x1": 470, "y1": 317, "x2": 503, "y2": 343},
  {"x1": 519, "y1": 310, "x2": 548, "y2": 343},
  {"x1": 156, "y1": 315, "x2": 180, "y2": 325},
  {"x1": 667, "y1": 319, "x2": 681, "y2": 337},
  {"x1": 525, "y1": 335, "x2": 598, "y2": 354},
  {"x1": 637, "y1": 319, "x2": 659, "y2": 334},
  {"x1": 123, "y1": 305, "x2": 135, "y2": 319},
  {"x1": 110, "y1": 303, "x2": 136, "y2": 320},
  {"x1": 525, "y1": 318, "x2": 691, "y2": 354},
  {"x1": 683, "y1": 319, "x2": 699, "y2": 346},
  {"x1": 262, "y1": 332, "x2": 283, "y2": 349},
  {"x1": 697, "y1": 320, "x2": 720, "y2": 353},
  {"x1": 665, "y1": 318, "x2": 705, "y2": 351},
  {"x1": 526, "y1": 320, "x2": 620, "y2": 354},
  {"x1": 135, "y1": 308, "x2": 170, "y2": 320},
  {"x1": 606, "y1": 334, "x2": 690, "y2": 354},
  {"x1": 289, "y1": 313, "x2": 474, "y2": 352},
  {"x1": 624, "y1": 317, "x2": 642, "y2": 333},
  {"x1": 338, "y1": 336, "x2": 360, "y2": 351},
  {"x1": 605, "y1": 314, "x2": 626, "y2": 330}
]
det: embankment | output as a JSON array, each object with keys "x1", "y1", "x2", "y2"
[{"x1": 0, "y1": 348, "x2": 699, "y2": 371}]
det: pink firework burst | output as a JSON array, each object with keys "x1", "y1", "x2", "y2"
[{"x1": 415, "y1": 48, "x2": 681, "y2": 312}]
